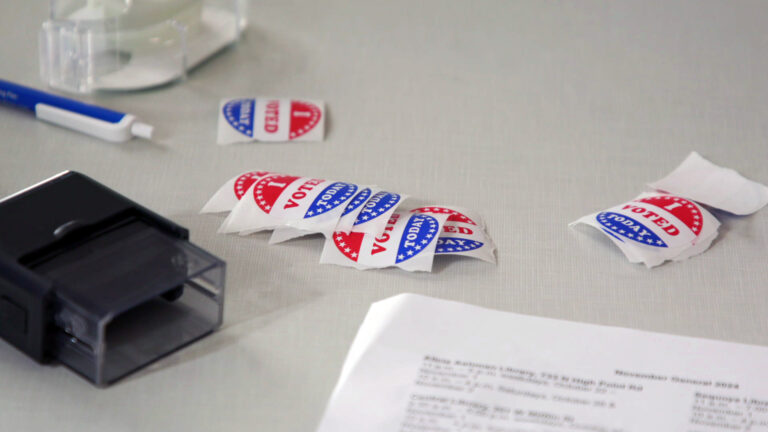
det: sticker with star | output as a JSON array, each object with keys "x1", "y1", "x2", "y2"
[
  {"x1": 334, "y1": 187, "x2": 381, "y2": 234},
  {"x1": 437, "y1": 222, "x2": 496, "y2": 263},
  {"x1": 218, "y1": 97, "x2": 325, "y2": 145},
  {"x1": 200, "y1": 170, "x2": 273, "y2": 214},
  {"x1": 596, "y1": 194, "x2": 709, "y2": 249},
  {"x1": 270, "y1": 182, "x2": 365, "y2": 244},
  {"x1": 411, "y1": 205, "x2": 484, "y2": 226},
  {"x1": 406, "y1": 205, "x2": 495, "y2": 263},
  {"x1": 596, "y1": 212, "x2": 668, "y2": 247},
  {"x1": 235, "y1": 171, "x2": 273, "y2": 200},
  {"x1": 571, "y1": 192, "x2": 720, "y2": 268},
  {"x1": 395, "y1": 214, "x2": 440, "y2": 263},
  {"x1": 253, "y1": 174, "x2": 304, "y2": 214},
  {"x1": 305, "y1": 182, "x2": 358, "y2": 219},
  {"x1": 435, "y1": 238, "x2": 484, "y2": 253},
  {"x1": 342, "y1": 188, "x2": 373, "y2": 217},
  {"x1": 221, "y1": 174, "x2": 356, "y2": 235},
  {"x1": 222, "y1": 98, "x2": 255, "y2": 137},
  {"x1": 352, "y1": 191, "x2": 409, "y2": 236},
  {"x1": 409, "y1": 205, "x2": 486, "y2": 229},
  {"x1": 320, "y1": 212, "x2": 449, "y2": 272}
]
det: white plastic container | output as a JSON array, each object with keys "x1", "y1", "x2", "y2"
[{"x1": 40, "y1": 0, "x2": 248, "y2": 93}]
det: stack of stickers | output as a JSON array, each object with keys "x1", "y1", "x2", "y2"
[
  {"x1": 572, "y1": 152, "x2": 768, "y2": 268},
  {"x1": 201, "y1": 172, "x2": 496, "y2": 271}
]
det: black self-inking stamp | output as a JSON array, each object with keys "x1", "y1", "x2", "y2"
[{"x1": 0, "y1": 171, "x2": 225, "y2": 386}]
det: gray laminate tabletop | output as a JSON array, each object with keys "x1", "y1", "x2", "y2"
[{"x1": 1, "y1": 1, "x2": 767, "y2": 431}]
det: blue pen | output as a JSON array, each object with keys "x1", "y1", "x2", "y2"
[{"x1": 0, "y1": 79, "x2": 153, "y2": 142}]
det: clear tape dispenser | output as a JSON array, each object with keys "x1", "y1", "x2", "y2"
[{"x1": 40, "y1": 0, "x2": 248, "y2": 93}]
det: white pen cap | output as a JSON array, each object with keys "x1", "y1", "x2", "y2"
[{"x1": 131, "y1": 122, "x2": 154, "y2": 139}]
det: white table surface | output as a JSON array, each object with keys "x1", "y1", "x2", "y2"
[{"x1": 1, "y1": 1, "x2": 767, "y2": 431}]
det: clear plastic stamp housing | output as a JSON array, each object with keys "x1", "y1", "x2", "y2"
[
  {"x1": 32, "y1": 220, "x2": 225, "y2": 386},
  {"x1": 40, "y1": 0, "x2": 248, "y2": 93}
]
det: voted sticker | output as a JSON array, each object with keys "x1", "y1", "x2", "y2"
[
  {"x1": 254, "y1": 174, "x2": 303, "y2": 214},
  {"x1": 305, "y1": 182, "x2": 358, "y2": 219},
  {"x1": 410, "y1": 205, "x2": 496, "y2": 263},
  {"x1": 354, "y1": 192, "x2": 401, "y2": 225},
  {"x1": 222, "y1": 174, "x2": 327, "y2": 233},
  {"x1": 331, "y1": 231, "x2": 365, "y2": 262},
  {"x1": 223, "y1": 173, "x2": 365, "y2": 238},
  {"x1": 343, "y1": 188, "x2": 373, "y2": 217},
  {"x1": 596, "y1": 212, "x2": 669, "y2": 248},
  {"x1": 351, "y1": 191, "x2": 408, "y2": 236},
  {"x1": 436, "y1": 238, "x2": 484, "y2": 253},
  {"x1": 572, "y1": 192, "x2": 719, "y2": 268},
  {"x1": 571, "y1": 153, "x2": 768, "y2": 268},
  {"x1": 410, "y1": 206, "x2": 482, "y2": 227},
  {"x1": 596, "y1": 195, "x2": 706, "y2": 250},
  {"x1": 335, "y1": 187, "x2": 380, "y2": 234},
  {"x1": 270, "y1": 181, "x2": 363, "y2": 244},
  {"x1": 395, "y1": 214, "x2": 441, "y2": 264},
  {"x1": 218, "y1": 97, "x2": 325, "y2": 145},
  {"x1": 288, "y1": 101, "x2": 323, "y2": 140},
  {"x1": 321, "y1": 212, "x2": 449, "y2": 272},
  {"x1": 200, "y1": 170, "x2": 273, "y2": 214},
  {"x1": 222, "y1": 99, "x2": 255, "y2": 137},
  {"x1": 234, "y1": 171, "x2": 272, "y2": 200}
]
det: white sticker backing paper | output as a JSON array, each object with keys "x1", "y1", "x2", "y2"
[{"x1": 649, "y1": 151, "x2": 768, "y2": 215}]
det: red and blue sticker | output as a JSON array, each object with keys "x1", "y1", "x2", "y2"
[
  {"x1": 331, "y1": 213, "x2": 441, "y2": 264},
  {"x1": 435, "y1": 238, "x2": 484, "y2": 253},
  {"x1": 410, "y1": 206, "x2": 478, "y2": 225},
  {"x1": 596, "y1": 195, "x2": 703, "y2": 248},
  {"x1": 597, "y1": 212, "x2": 667, "y2": 247},
  {"x1": 253, "y1": 174, "x2": 301, "y2": 213},
  {"x1": 396, "y1": 214, "x2": 440, "y2": 263},
  {"x1": 288, "y1": 101, "x2": 322, "y2": 140},
  {"x1": 221, "y1": 98, "x2": 322, "y2": 142},
  {"x1": 354, "y1": 191, "x2": 401, "y2": 226},
  {"x1": 234, "y1": 171, "x2": 271, "y2": 200},
  {"x1": 305, "y1": 182, "x2": 358, "y2": 218},
  {"x1": 223, "y1": 99, "x2": 255, "y2": 138},
  {"x1": 333, "y1": 231, "x2": 365, "y2": 262},
  {"x1": 342, "y1": 188, "x2": 373, "y2": 216},
  {"x1": 410, "y1": 206, "x2": 488, "y2": 255}
]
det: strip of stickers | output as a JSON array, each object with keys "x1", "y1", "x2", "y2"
[
  {"x1": 571, "y1": 152, "x2": 767, "y2": 268},
  {"x1": 202, "y1": 171, "x2": 497, "y2": 272}
]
